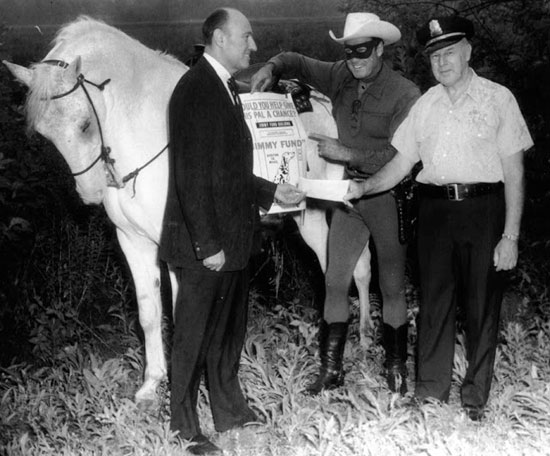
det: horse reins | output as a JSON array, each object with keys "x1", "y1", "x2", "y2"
[{"x1": 41, "y1": 59, "x2": 168, "y2": 194}]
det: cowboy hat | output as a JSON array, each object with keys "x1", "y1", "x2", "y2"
[{"x1": 329, "y1": 13, "x2": 401, "y2": 45}]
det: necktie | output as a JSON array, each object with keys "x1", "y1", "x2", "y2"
[{"x1": 227, "y1": 77, "x2": 242, "y2": 109}]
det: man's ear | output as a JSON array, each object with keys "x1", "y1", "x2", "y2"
[
  {"x1": 212, "y1": 28, "x2": 225, "y2": 48},
  {"x1": 465, "y1": 41, "x2": 472, "y2": 62},
  {"x1": 376, "y1": 41, "x2": 384, "y2": 58}
]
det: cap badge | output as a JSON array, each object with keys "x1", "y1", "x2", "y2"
[{"x1": 429, "y1": 19, "x2": 443, "y2": 37}]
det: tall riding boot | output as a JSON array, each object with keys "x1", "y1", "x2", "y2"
[
  {"x1": 306, "y1": 320, "x2": 348, "y2": 395},
  {"x1": 383, "y1": 323, "x2": 408, "y2": 395}
]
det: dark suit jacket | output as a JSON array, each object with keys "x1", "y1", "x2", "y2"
[{"x1": 159, "y1": 57, "x2": 276, "y2": 271}]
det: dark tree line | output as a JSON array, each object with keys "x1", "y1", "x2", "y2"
[{"x1": 0, "y1": 0, "x2": 341, "y2": 25}]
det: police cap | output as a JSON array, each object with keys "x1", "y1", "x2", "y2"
[{"x1": 417, "y1": 16, "x2": 474, "y2": 53}]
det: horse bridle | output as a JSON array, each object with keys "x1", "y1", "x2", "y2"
[{"x1": 41, "y1": 59, "x2": 168, "y2": 193}]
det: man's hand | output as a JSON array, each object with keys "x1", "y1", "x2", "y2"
[
  {"x1": 493, "y1": 238, "x2": 519, "y2": 271},
  {"x1": 309, "y1": 133, "x2": 351, "y2": 163},
  {"x1": 203, "y1": 250, "x2": 225, "y2": 272},
  {"x1": 250, "y1": 64, "x2": 274, "y2": 93},
  {"x1": 342, "y1": 179, "x2": 368, "y2": 207},
  {"x1": 275, "y1": 183, "x2": 305, "y2": 205}
]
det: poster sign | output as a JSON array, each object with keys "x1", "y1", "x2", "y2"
[{"x1": 241, "y1": 92, "x2": 307, "y2": 214}]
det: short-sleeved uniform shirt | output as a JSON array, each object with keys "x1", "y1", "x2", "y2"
[{"x1": 392, "y1": 70, "x2": 533, "y2": 184}]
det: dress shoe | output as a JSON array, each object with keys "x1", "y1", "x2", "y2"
[
  {"x1": 216, "y1": 410, "x2": 259, "y2": 433},
  {"x1": 403, "y1": 395, "x2": 443, "y2": 410},
  {"x1": 402, "y1": 395, "x2": 426, "y2": 410},
  {"x1": 463, "y1": 404, "x2": 485, "y2": 422},
  {"x1": 187, "y1": 434, "x2": 223, "y2": 455}
]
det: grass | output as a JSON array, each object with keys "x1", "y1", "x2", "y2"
[{"x1": 1, "y1": 231, "x2": 550, "y2": 456}]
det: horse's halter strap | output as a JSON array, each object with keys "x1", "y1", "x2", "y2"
[{"x1": 41, "y1": 59, "x2": 167, "y2": 195}]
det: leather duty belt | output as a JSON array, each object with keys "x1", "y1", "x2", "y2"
[{"x1": 419, "y1": 182, "x2": 503, "y2": 201}]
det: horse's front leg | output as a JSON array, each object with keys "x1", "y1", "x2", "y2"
[
  {"x1": 353, "y1": 240, "x2": 372, "y2": 349},
  {"x1": 116, "y1": 228, "x2": 166, "y2": 406},
  {"x1": 295, "y1": 206, "x2": 330, "y2": 272}
]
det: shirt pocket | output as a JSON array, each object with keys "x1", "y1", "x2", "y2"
[
  {"x1": 465, "y1": 107, "x2": 499, "y2": 142},
  {"x1": 361, "y1": 110, "x2": 392, "y2": 139}
]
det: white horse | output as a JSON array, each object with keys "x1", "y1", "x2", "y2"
[{"x1": 3, "y1": 17, "x2": 372, "y2": 406}]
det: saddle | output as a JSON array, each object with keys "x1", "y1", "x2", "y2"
[{"x1": 233, "y1": 63, "x2": 313, "y2": 114}]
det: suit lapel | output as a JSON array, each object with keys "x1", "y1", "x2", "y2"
[{"x1": 199, "y1": 58, "x2": 245, "y2": 123}]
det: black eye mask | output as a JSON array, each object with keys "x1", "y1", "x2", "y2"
[{"x1": 344, "y1": 40, "x2": 378, "y2": 60}]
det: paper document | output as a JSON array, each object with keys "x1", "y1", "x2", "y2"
[
  {"x1": 241, "y1": 92, "x2": 307, "y2": 214},
  {"x1": 299, "y1": 177, "x2": 349, "y2": 202}
]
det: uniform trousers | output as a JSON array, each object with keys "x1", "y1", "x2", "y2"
[
  {"x1": 415, "y1": 189, "x2": 506, "y2": 408},
  {"x1": 170, "y1": 267, "x2": 255, "y2": 439}
]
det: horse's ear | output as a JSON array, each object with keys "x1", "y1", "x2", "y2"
[
  {"x1": 64, "y1": 56, "x2": 82, "y2": 82},
  {"x1": 2, "y1": 61, "x2": 33, "y2": 87}
]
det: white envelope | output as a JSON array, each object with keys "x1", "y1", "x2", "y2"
[{"x1": 299, "y1": 177, "x2": 349, "y2": 202}]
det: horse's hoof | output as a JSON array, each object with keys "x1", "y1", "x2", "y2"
[
  {"x1": 359, "y1": 333, "x2": 373, "y2": 350},
  {"x1": 134, "y1": 385, "x2": 160, "y2": 410},
  {"x1": 137, "y1": 399, "x2": 157, "y2": 412}
]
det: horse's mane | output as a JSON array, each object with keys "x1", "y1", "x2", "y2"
[
  {"x1": 25, "y1": 16, "x2": 183, "y2": 132},
  {"x1": 58, "y1": 16, "x2": 182, "y2": 63},
  {"x1": 55, "y1": 16, "x2": 121, "y2": 45}
]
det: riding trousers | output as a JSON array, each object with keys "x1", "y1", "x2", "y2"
[{"x1": 324, "y1": 191, "x2": 407, "y2": 327}]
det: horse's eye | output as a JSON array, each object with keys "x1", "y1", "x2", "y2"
[{"x1": 81, "y1": 119, "x2": 91, "y2": 133}]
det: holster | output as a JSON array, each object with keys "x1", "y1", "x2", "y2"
[{"x1": 391, "y1": 174, "x2": 418, "y2": 245}]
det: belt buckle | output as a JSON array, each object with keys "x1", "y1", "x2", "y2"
[{"x1": 446, "y1": 183, "x2": 463, "y2": 201}]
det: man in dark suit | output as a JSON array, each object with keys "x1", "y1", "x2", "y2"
[{"x1": 159, "y1": 7, "x2": 304, "y2": 455}]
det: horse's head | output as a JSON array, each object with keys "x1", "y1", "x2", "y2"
[{"x1": 4, "y1": 57, "x2": 110, "y2": 204}]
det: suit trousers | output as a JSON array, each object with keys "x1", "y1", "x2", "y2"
[
  {"x1": 170, "y1": 266, "x2": 255, "y2": 439},
  {"x1": 415, "y1": 190, "x2": 506, "y2": 407}
]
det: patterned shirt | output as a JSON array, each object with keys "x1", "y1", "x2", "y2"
[{"x1": 392, "y1": 70, "x2": 533, "y2": 184}]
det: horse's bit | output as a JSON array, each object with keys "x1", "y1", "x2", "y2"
[{"x1": 41, "y1": 59, "x2": 168, "y2": 194}]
